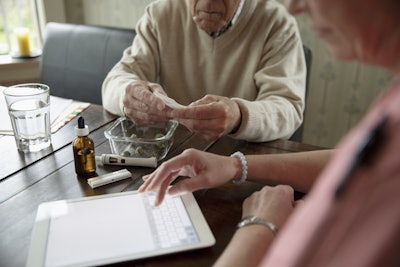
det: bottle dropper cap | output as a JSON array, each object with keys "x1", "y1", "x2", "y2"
[{"x1": 75, "y1": 116, "x2": 89, "y2": 136}]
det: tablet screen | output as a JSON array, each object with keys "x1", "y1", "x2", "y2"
[{"x1": 36, "y1": 192, "x2": 208, "y2": 267}]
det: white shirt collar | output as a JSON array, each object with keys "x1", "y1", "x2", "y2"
[{"x1": 232, "y1": 0, "x2": 245, "y2": 25}]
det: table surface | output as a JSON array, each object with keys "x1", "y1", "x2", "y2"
[{"x1": 0, "y1": 104, "x2": 324, "y2": 267}]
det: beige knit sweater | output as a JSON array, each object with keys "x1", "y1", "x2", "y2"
[{"x1": 102, "y1": 0, "x2": 306, "y2": 142}]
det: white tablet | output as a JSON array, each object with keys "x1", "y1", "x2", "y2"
[{"x1": 26, "y1": 191, "x2": 215, "y2": 267}]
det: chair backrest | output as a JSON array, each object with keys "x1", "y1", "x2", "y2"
[
  {"x1": 289, "y1": 45, "x2": 312, "y2": 142},
  {"x1": 40, "y1": 22, "x2": 136, "y2": 105}
]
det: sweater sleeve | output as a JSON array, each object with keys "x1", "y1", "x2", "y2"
[
  {"x1": 230, "y1": 13, "x2": 306, "y2": 142},
  {"x1": 101, "y1": 4, "x2": 160, "y2": 116}
]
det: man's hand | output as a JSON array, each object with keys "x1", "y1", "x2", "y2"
[
  {"x1": 123, "y1": 81, "x2": 172, "y2": 124},
  {"x1": 171, "y1": 94, "x2": 242, "y2": 141}
]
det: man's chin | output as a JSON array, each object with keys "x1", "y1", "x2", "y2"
[{"x1": 194, "y1": 19, "x2": 225, "y2": 33}]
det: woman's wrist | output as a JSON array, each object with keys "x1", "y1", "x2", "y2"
[
  {"x1": 230, "y1": 151, "x2": 248, "y2": 184},
  {"x1": 236, "y1": 223, "x2": 275, "y2": 238},
  {"x1": 237, "y1": 215, "x2": 278, "y2": 235},
  {"x1": 214, "y1": 224, "x2": 273, "y2": 267}
]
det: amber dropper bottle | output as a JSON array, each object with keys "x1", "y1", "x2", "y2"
[{"x1": 73, "y1": 116, "x2": 96, "y2": 177}]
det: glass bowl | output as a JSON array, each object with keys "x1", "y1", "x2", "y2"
[{"x1": 104, "y1": 117, "x2": 178, "y2": 161}]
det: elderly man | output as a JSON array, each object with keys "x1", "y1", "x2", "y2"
[{"x1": 102, "y1": 0, "x2": 306, "y2": 142}]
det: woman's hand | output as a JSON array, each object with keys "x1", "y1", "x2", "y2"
[
  {"x1": 139, "y1": 148, "x2": 241, "y2": 206},
  {"x1": 242, "y1": 185, "x2": 295, "y2": 230},
  {"x1": 213, "y1": 185, "x2": 296, "y2": 267}
]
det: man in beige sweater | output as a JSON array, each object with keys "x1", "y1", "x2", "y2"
[{"x1": 102, "y1": 0, "x2": 306, "y2": 142}]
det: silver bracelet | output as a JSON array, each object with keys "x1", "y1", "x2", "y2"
[
  {"x1": 230, "y1": 151, "x2": 248, "y2": 184},
  {"x1": 237, "y1": 216, "x2": 278, "y2": 235}
]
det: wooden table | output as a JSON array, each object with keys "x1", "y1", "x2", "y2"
[{"x1": 0, "y1": 104, "x2": 323, "y2": 267}]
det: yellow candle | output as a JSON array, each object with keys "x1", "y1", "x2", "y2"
[{"x1": 15, "y1": 27, "x2": 31, "y2": 56}]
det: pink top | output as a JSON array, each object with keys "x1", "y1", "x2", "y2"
[{"x1": 260, "y1": 78, "x2": 400, "y2": 267}]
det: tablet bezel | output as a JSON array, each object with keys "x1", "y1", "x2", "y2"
[{"x1": 26, "y1": 190, "x2": 215, "y2": 267}]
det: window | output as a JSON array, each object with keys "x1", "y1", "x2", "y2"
[{"x1": 0, "y1": 0, "x2": 41, "y2": 55}]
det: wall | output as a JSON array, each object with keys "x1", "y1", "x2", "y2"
[
  {"x1": 81, "y1": 0, "x2": 152, "y2": 28},
  {"x1": 0, "y1": 57, "x2": 40, "y2": 86},
  {"x1": 64, "y1": 0, "x2": 85, "y2": 24},
  {"x1": 41, "y1": 0, "x2": 66, "y2": 23},
  {"x1": 67, "y1": 0, "x2": 393, "y2": 147}
]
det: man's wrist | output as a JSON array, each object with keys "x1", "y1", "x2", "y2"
[{"x1": 229, "y1": 101, "x2": 242, "y2": 134}]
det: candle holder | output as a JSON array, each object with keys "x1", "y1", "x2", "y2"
[{"x1": 10, "y1": 27, "x2": 42, "y2": 59}]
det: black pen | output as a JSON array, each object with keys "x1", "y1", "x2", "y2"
[{"x1": 335, "y1": 114, "x2": 388, "y2": 197}]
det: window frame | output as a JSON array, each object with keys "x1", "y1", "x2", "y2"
[{"x1": 0, "y1": 0, "x2": 45, "y2": 56}]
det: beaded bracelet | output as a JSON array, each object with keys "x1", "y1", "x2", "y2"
[{"x1": 230, "y1": 151, "x2": 248, "y2": 184}]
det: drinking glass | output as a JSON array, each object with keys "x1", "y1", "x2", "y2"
[{"x1": 3, "y1": 83, "x2": 51, "y2": 152}]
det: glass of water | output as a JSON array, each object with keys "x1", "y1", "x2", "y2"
[{"x1": 3, "y1": 83, "x2": 51, "y2": 153}]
